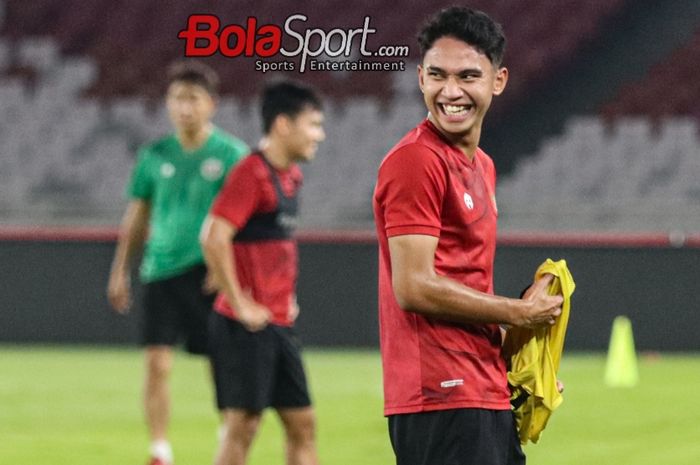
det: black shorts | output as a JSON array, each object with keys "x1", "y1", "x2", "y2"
[
  {"x1": 142, "y1": 264, "x2": 214, "y2": 355},
  {"x1": 209, "y1": 311, "x2": 311, "y2": 412},
  {"x1": 388, "y1": 408, "x2": 526, "y2": 465}
]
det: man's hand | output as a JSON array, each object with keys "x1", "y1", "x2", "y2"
[
  {"x1": 107, "y1": 199, "x2": 149, "y2": 315},
  {"x1": 107, "y1": 270, "x2": 131, "y2": 314},
  {"x1": 517, "y1": 274, "x2": 563, "y2": 328},
  {"x1": 236, "y1": 294, "x2": 272, "y2": 332},
  {"x1": 288, "y1": 295, "x2": 300, "y2": 323}
]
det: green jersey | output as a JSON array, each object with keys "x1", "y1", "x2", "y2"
[{"x1": 127, "y1": 127, "x2": 249, "y2": 282}]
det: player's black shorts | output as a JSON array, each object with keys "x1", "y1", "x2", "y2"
[
  {"x1": 142, "y1": 264, "x2": 214, "y2": 355},
  {"x1": 209, "y1": 311, "x2": 311, "y2": 412},
  {"x1": 388, "y1": 408, "x2": 526, "y2": 465}
]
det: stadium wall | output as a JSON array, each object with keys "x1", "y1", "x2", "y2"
[{"x1": 0, "y1": 229, "x2": 698, "y2": 351}]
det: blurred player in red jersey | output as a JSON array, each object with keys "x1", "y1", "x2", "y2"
[
  {"x1": 373, "y1": 7, "x2": 563, "y2": 465},
  {"x1": 200, "y1": 81, "x2": 324, "y2": 465}
]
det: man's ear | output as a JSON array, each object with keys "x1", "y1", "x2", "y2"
[
  {"x1": 493, "y1": 66, "x2": 508, "y2": 96},
  {"x1": 270, "y1": 114, "x2": 292, "y2": 136},
  {"x1": 417, "y1": 64, "x2": 425, "y2": 93},
  {"x1": 207, "y1": 94, "x2": 218, "y2": 117}
]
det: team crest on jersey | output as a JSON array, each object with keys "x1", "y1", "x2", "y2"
[
  {"x1": 201, "y1": 158, "x2": 224, "y2": 181},
  {"x1": 160, "y1": 162, "x2": 176, "y2": 178},
  {"x1": 463, "y1": 192, "x2": 474, "y2": 210}
]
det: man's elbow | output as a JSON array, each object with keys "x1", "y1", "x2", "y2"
[
  {"x1": 392, "y1": 278, "x2": 426, "y2": 313},
  {"x1": 201, "y1": 229, "x2": 224, "y2": 257},
  {"x1": 200, "y1": 230, "x2": 211, "y2": 251}
]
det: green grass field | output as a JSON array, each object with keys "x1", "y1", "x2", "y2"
[{"x1": 1, "y1": 346, "x2": 699, "y2": 465}]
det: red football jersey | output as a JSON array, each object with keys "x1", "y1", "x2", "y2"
[
  {"x1": 211, "y1": 153, "x2": 302, "y2": 327},
  {"x1": 373, "y1": 119, "x2": 511, "y2": 415}
]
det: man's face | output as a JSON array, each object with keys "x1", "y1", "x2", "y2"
[
  {"x1": 418, "y1": 36, "x2": 507, "y2": 142},
  {"x1": 284, "y1": 107, "x2": 325, "y2": 162},
  {"x1": 166, "y1": 81, "x2": 215, "y2": 134}
]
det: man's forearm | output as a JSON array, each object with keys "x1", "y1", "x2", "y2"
[
  {"x1": 398, "y1": 272, "x2": 525, "y2": 326},
  {"x1": 111, "y1": 201, "x2": 149, "y2": 274},
  {"x1": 202, "y1": 234, "x2": 244, "y2": 309}
]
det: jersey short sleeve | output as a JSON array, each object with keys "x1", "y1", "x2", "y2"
[
  {"x1": 228, "y1": 138, "x2": 249, "y2": 165},
  {"x1": 217, "y1": 130, "x2": 250, "y2": 174},
  {"x1": 126, "y1": 148, "x2": 154, "y2": 200},
  {"x1": 211, "y1": 157, "x2": 262, "y2": 230},
  {"x1": 375, "y1": 143, "x2": 447, "y2": 238}
]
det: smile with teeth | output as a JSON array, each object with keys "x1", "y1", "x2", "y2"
[{"x1": 440, "y1": 103, "x2": 473, "y2": 116}]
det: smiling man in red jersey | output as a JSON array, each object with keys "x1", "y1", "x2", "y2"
[{"x1": 373, "y1": 7, "x2": 564, "y2": 465}]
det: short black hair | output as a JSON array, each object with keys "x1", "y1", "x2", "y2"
[
  {"x1": 417, "y1": 7, "x2": 506, "y2": 67},
  {"x1": 166, "y1": 60, "x2": 220, "y2": 96},
  {"x1": 261, "y1": 80, "x2": 322, "y2": 134}
]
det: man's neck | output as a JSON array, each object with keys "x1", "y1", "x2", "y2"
[
  {"x1": 455, "y1": 136, "x2": 478, "y2": 160},
  {"x1": 177, "y1": 123, "x2": 213, "y2": 152},
  {"x1": 427, "y1": 114, "x2": 479, "y2": 160},
  {"x1": 261, "y1": 138, "x2": 293, "y2": 170}
]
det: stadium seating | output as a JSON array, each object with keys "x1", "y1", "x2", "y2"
[
  {"x1": 2, "y1": 0, "x2": 627, "y2": 103},
  {"x1": 3, "y1": 0, "x2": 699, "y2": 233},
  {"x1": 496, "y1": 117, "x2": 700, "y2": 232},
  {"x1": 495, "y1": 19, "x2": 700, "y2": 233},
  {"x1": 601, "y1": 27, "x2": 700, "y2": 121}
]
